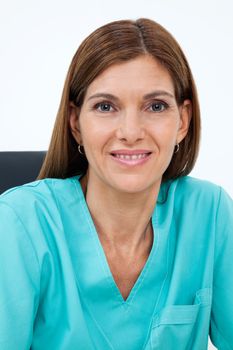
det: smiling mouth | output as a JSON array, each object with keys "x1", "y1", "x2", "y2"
[
  {"x1": 110, "y1": 151, "x2": 152, "y2": 165},
  {"x1": 111, "y1": 153, "x2": 151, "y2": 160}
]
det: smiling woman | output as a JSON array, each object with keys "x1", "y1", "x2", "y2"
[
  {"x1": 38, "y1": 18, "x2": 200, "y2": 183},
  {"x1": 69, "y1": 55, "x2": 191, "y2": 195},
  {"x1": 0, "y1": 18, "x2": 233, "y2": 350}
]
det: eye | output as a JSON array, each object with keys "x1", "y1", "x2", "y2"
[
  {"x1": 95, "y1": 102, "x2": 114, "y2": 112},
  {"x1": 149, "y1": 101, "x2": 168, "y2": 112}
]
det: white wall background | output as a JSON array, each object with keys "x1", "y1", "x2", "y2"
[
  {"x1": 0, "y1": 0, "x2": 233, "y2": 199},
  {"x1": 0, "y1": 1, "x2": 232, "y2": 346}
]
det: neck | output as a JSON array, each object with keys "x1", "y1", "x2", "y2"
[{"x1": 81, "y1": 173, "x2": 161, "y2": 253}]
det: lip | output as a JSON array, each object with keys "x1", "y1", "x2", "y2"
[
  {"x1": 110, "y1": 149, "x2": 152, "y2": 155},
  {"x1": 110, "y1": 149, "x2": 152, "y2": 167}
]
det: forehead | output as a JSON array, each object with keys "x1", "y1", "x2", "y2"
[{"x1": 85, "y1": 55, "x2": 175, "y2": 98}]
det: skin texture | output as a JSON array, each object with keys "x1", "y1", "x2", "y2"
[{"x1": 69, "y1": 55, "x2": 191, "y2": 299}]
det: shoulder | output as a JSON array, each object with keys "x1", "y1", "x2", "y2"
[
  {"x1": 174, "y1": 176, "x2": 222, "y2": 203},
  {"x1": 176, "y1": 176, "x2": 232, "y2": 219},
  {"x1": 0, "y1": 176, "x2": 79, "y2": 255},
  {"x1": 0, "y1": 178, "x2": 54, "y2": 203},
  {"x1": 176, "y1": 176, "x2": 221, "y2": 196},
  {"x1": 177, "y1": 176, "x2": 232, "y2": 208},
  {"x1": 0, "y1": 177, "x2": 79, "y2": 231},
  {"x1": 0, "y1": 177, "x2": 76, "y2": 209},
  {"x1": 161, "y1": 176, "x2": 231, "y2": 215},
  {"x1": 161, "y1": 175, "x2": 222, "y2": 201},
  {"x1": 0, "y1": 177, "x2": 62, "y2": 197},
  {"x1": 177, "y1": 176, "x2": 221, "y2": 202}
]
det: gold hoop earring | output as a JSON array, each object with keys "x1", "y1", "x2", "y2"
[
  {"x1": 174, "y1": 143, "x2": 180, "y2": 153},
  {"x1": 78, "y1": 144, "x2": 84, "y2": 155}
]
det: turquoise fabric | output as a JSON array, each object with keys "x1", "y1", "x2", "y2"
[{"x1": 0, "y1": 176, "x2": 232, "y2": 350}]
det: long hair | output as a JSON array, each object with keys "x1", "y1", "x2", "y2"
[{"x1": 37, "y1": 18, "x2": 201, "y2": 181}]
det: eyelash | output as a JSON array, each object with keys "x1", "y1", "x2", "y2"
[
  {"x1": 93, "y1": 100, "x2": 169, "y2": 113},
  {"x1": 94, "y1": 101, "x2": 115, "y2": 112},
  {"x1": 148, "y1": 101, "x2": 169, "y2": 112}
]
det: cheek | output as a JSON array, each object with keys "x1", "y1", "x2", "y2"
[
  {"x1": 151, "y1": 119, "x2": 179, "y2": 147},
  {"x1": 80, "y1": 124, "x2": 110, "y2": 165},
  {"x1": 81, "y1": 118, "x2": 114, "y2": 146}
]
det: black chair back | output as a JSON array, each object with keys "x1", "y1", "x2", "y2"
[{"x1": 0, "y1": 151, "x2": 46, "y2": 194}]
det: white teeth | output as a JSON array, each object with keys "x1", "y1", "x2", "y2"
[{"x1": 114, "y1": 153, "x2": 148, "y2": 160}]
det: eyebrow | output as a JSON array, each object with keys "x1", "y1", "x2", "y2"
[{"x1": 87, "y1": 90, "x2": 175, "y2": 102}]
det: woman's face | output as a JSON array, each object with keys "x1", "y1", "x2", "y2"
[{"x1": 70, "y1": 55, "x2": 191, "y2": 194}]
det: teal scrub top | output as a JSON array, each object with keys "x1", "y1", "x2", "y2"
[{"x1": 0, "y1": 175, "x2": 233, "y2": 350}]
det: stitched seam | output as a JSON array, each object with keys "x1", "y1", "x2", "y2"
[
  {"x1": 213, "y1": 186, "x2": 222, "y2": 278},
  {"x1": 142, "y1": 209, "x2": 170, "y2": 349},
  {"x1": 75, "y1": 277, "x2": 115, "y2": 350},
  {"x1": 0, "y1": 201, "x2": 40, "y2": 274},
  {"x1": 127, "y1": 211, "x2": 160, "y2": 306},
  {"x1": 72, "y1": 177, "x2": 123, "y2": 305},
  {"x1": 0, "y1": 200, "x2": 41, "y2": 313}
]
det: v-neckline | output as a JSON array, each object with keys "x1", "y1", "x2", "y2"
[
  {"x1": 54, "y1": 175, "x2": 171, "y2": 349},
  {"x1": 74, "y1": 175, "x2": 158, "y2": 305}
]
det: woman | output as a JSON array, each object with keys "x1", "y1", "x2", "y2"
[{"x1": 0, "y1": 18, "x2": 232, "y2": 350}]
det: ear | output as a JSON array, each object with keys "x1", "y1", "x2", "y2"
[
  {"x1": 176, "y1": 99, "x2": 192, "y2": 144},
  {"x1": 69, "y1": 103, "x2": 82, "y2": 144}
]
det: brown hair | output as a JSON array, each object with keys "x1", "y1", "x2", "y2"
[{"x1": 37, "y1": 18, "x2": 201, "y2": 181}]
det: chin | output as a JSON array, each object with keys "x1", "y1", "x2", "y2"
[{"x1": 109, "y1": 174, "x2": 160, "y2": 194}]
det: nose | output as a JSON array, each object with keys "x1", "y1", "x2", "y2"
[{"x1": 116, "y1": 109, "x2": 145, "y2": 144}]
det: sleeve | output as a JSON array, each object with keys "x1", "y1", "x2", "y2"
[
  {"x1": 0, "y1": 201, "x2": 40, "y2": 350},
  {"x1": 209, "y1": 188, "x2": 233, "y2": 350}
]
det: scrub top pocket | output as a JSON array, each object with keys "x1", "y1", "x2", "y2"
[{"x1": 147, "y1": 288, "x2": 212, "y2": 350}]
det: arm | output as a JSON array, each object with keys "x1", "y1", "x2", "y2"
[
  {"x1": 209, "y1": 188, "x2": 233, "y2": 350},
  {"x1": 0, "y1": 202, "x2": 40, "y2": 350}
]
